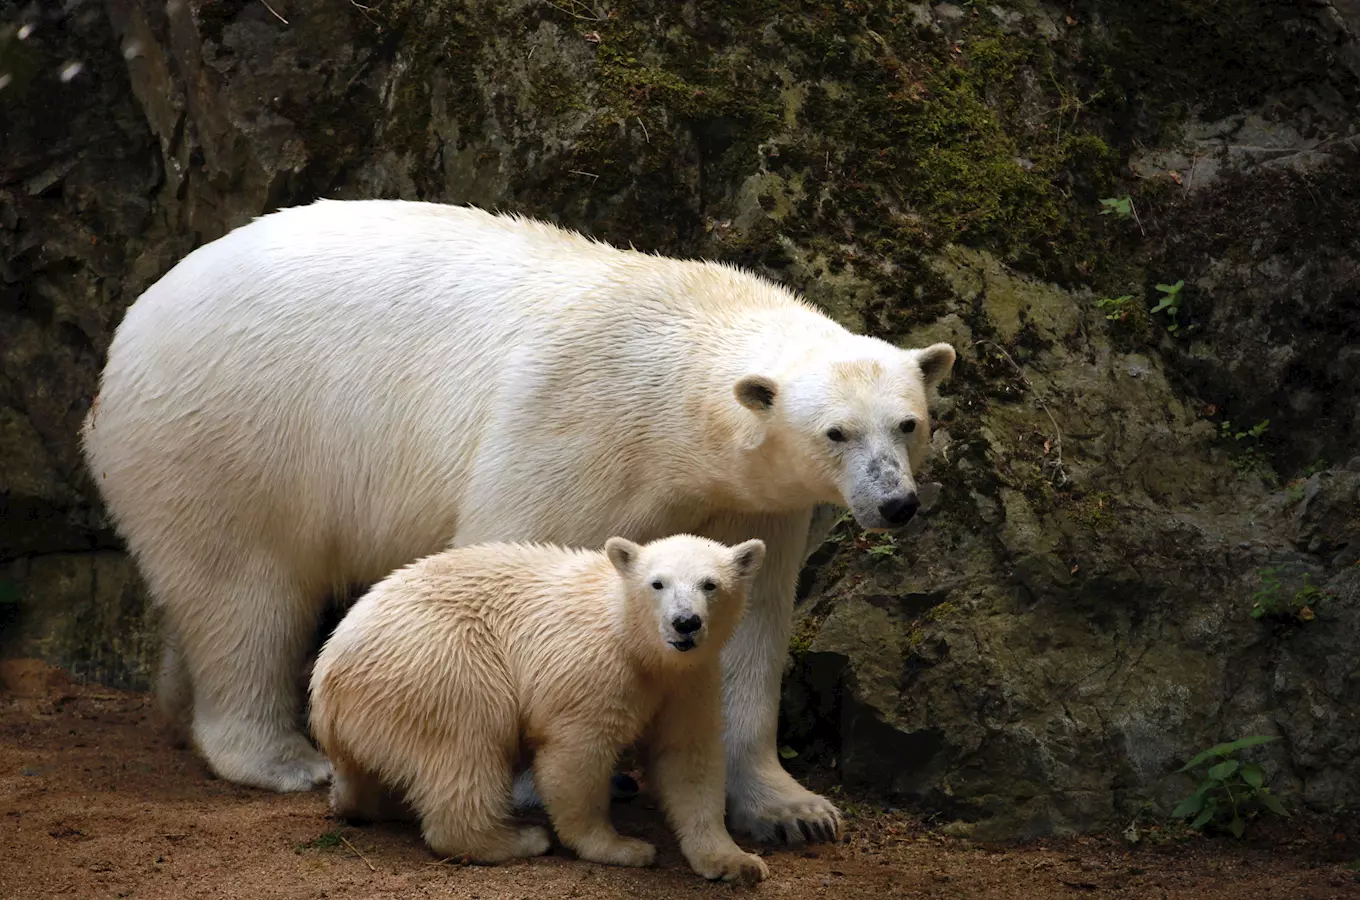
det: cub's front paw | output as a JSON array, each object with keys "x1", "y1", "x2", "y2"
[
  {"x1": 579, "y1": 835, "x2": 657, "y2": 868},
  {"x1": 691, "y1": 850, "x2": 769, "y2": 885},
  {"x1": 515, "y1": 826, "x2": 553, "y2": 858}
]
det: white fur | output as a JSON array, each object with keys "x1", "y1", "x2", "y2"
[
  {"x1": 308, "y1": 535, "x2": 768, "y2": 882},
  {"x1": 81, "y1": 199, "x2": 954, "y2": 842}
]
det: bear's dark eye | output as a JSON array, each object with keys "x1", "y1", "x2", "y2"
[
  {"x1": 651, "y1": 580, "x2": 664, "y2": 590},
  {"x1": 826, "y1": 427, "x2": 847, "y2": 443},
  {"x1": 701, "y1": 580, "x2": 717, "y2": 592},
  {"x1": 899, "y1": 418, "x2": 917, "y2": 434}
]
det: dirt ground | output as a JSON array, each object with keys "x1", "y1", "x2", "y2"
[{"x1": 1, "y1": 659, "x2": 1357, "y2": 900}]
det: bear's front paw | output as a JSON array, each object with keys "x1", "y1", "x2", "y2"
[
  {"x1": 729, "y1": 776, "x2": 842, "y2": 846},
  {"x1": 691, "y1": 850, "x2": 769, "y2": 885},
  {"x1": 578, "y1": 835, "x2": 657, "y2": 868}
]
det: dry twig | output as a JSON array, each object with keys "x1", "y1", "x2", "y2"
[
  {"x1": 258, "y1": 0, "x2": 288, "y2": 25},
  {"x1": 339, "y1": 835, "x2": 375, "y2": 872},
  {"x1": 544, "y1": 0, "x2": 606, "y2": 21},
  {"x1": 1128, "y1": 195, "x2": 1146, "y2": 236}
]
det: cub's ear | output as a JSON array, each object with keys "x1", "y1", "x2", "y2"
[
  {"x1": 605, "y1": 537, "x2": 642, "y2": 576},
  {"x1": 729, "y1": 539, "x2": 767, "y2": 580},
  {"x1": 915, "y1": 343, "x2": 957, "y2": 388},
  {"x1": 734, "y1": 375, "x2": 778, "y2": 412}
]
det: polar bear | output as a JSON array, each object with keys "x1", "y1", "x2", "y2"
[
  {"x1": 81, "y1": 199, "x2": 956, "y2": 844},
  {"x1": 309, "y1": 535, "x2": 769, "y2": 882}
]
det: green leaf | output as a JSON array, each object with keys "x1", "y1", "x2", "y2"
[
  {"x1": 1208, "y1": 759, "x2": 1239, "y2": 780},
  {"x1": 1098, "y1": 197, "x2": 1132, "y2": 217},
  {"x1": 778, "y1": 745, "x2": 798, "y2": 760},
  {"x1": 1155, "y1": 280, "x2": 1185, "y2": 294},
  {"x1": 1240, "y1": 763, "x2": 1265, "y2": 789},
  {"x1": 1171, "y1": 793, "x2": 1205, "y2": 818},
  {"x1": 1258, "y1": 790, "x2": 1290, "y2": 818},
  {"x1": 1230, "y1": 816, "x2": 1245, "y2": 839},
  {"x1": 1223, "y1": 735, "x2": 1278, "y2": 754},
  {"x1": 1151, "y1": 297, "x2": 1176, "y2": 313},
  {"x1": 1180, "y1": 741, "x2": 1239, "y2": 772},
  {"x1": 1191, "y1": 804, "x2": 1215, "y2": 829}
]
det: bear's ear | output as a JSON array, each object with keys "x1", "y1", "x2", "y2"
[
  {"x1": 729, "y1": 539, "x2": 767, "y2": 581},
  {"x1": 915, "y1": 343, "x2": 957, "y2": 388},
  {"x1": 605, "y1": 537, "x2": 642, "y2": 576},
  {"x1": 734, "y1": 375, "x2": 778, "y2": 412}
]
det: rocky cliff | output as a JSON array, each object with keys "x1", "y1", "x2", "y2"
[{"x1": 2, "y1": 0, "x2": 1358, "y2": 837}]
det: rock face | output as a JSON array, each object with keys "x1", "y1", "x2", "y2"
[{"x1": 1, "y1": 0, "x2": 1357, "y2": 836}]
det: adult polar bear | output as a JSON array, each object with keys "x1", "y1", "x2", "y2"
[{"x1": 82, "y1": 199, "x2": 955, "y2": 844}]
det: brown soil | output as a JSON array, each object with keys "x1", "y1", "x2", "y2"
[{"x1": 1, "y1": 658, "x2": 1357, "y2": 900}]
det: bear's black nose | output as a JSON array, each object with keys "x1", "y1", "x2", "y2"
[
  {"x1": 672, "y1": 614, "x2": 702, "y2": 635},
  {"x1": 879, "y1": 492, "x2": 920, "y2": 526}
]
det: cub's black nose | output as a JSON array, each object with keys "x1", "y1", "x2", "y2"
[
  {"x1": 879, "y1": 492, "x2": 920, "y2": 526},
  {"x1": 672, "y1": 614, "x2": 702, "y2": 635}
]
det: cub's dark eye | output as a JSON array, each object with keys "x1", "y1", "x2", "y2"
[
  {"x1": 899, "y1": 418, "x2": 917, "y2": 434},
  {"x1": 701, "y1": 580, "x2": 717, "y2": 592},
  {"x1": 826, "y1": 428, "x2": 847, "y2": 443},
  {"x1": 651, "y1": 580, "x2": 664, "y2": 590}
]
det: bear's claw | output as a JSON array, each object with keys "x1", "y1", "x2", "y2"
[{"x1": 730, "y1": 787, "x2": 842, "y2": 847}]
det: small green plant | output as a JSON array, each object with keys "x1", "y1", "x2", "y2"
[
  {"x1": 1095, "y1": 294, "x2": 1136, "y2": 322},
  {"x1": 1220, "y1": 419, "x2": 1269, "y2": 442},
  {"x1": 1251, "y1": 567, "x2": 1325, "y2": 623},
  {"x1": 1151, "y1": 280, "x2": 1185, "y2": 334},
  {"x1": 865, "y1": 534, "x2": 897, "y2": 559},
  {"x1": 1218, "y1": 418, "x2": 1272, "y2": 477},
  {"x1": 295, "y1": 831, "x2": 344, "y2": 852},
  {"x1": 1172, "y1": 735, "x2": 1288, "y2": 837},
  {"x1": 1098, "y1": 195, "x2": 1133, "y2": 218},
  {"x1": 1300, "y1": 458, "x2": 1329, "y2": 478},
  {"x1": 1285, "y1": 479, "x2": 1308, "y2": 503}
]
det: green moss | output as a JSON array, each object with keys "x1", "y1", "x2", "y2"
[
  {"x1": 924, "y1": 601, "x2": 957, "y2": 623},
  {"x1": 788, "y1": 614, "x2": 826, "y2": 657},
  {"x1": 1061, "y1": 490, "x2": 1117, "y2": 532},
  {"x1": 529, "y1": 62, "x2": 589, "y2": 117}
]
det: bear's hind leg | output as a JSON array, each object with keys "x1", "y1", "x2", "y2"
[
  {"x1": 409, "y1": 747, "x2": 549, "y2": 864},
  {"x1": 170, "y1": 563, "x2": 333, "y2": 792}
]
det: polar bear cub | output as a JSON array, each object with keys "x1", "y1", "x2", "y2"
[{"x1": 308, "y1": 534, "x2": 769, "y2": 883}]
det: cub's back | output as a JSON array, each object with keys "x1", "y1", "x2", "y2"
[{"x1": 312, "y1": 543, "x2": 624, "y2": 709}]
